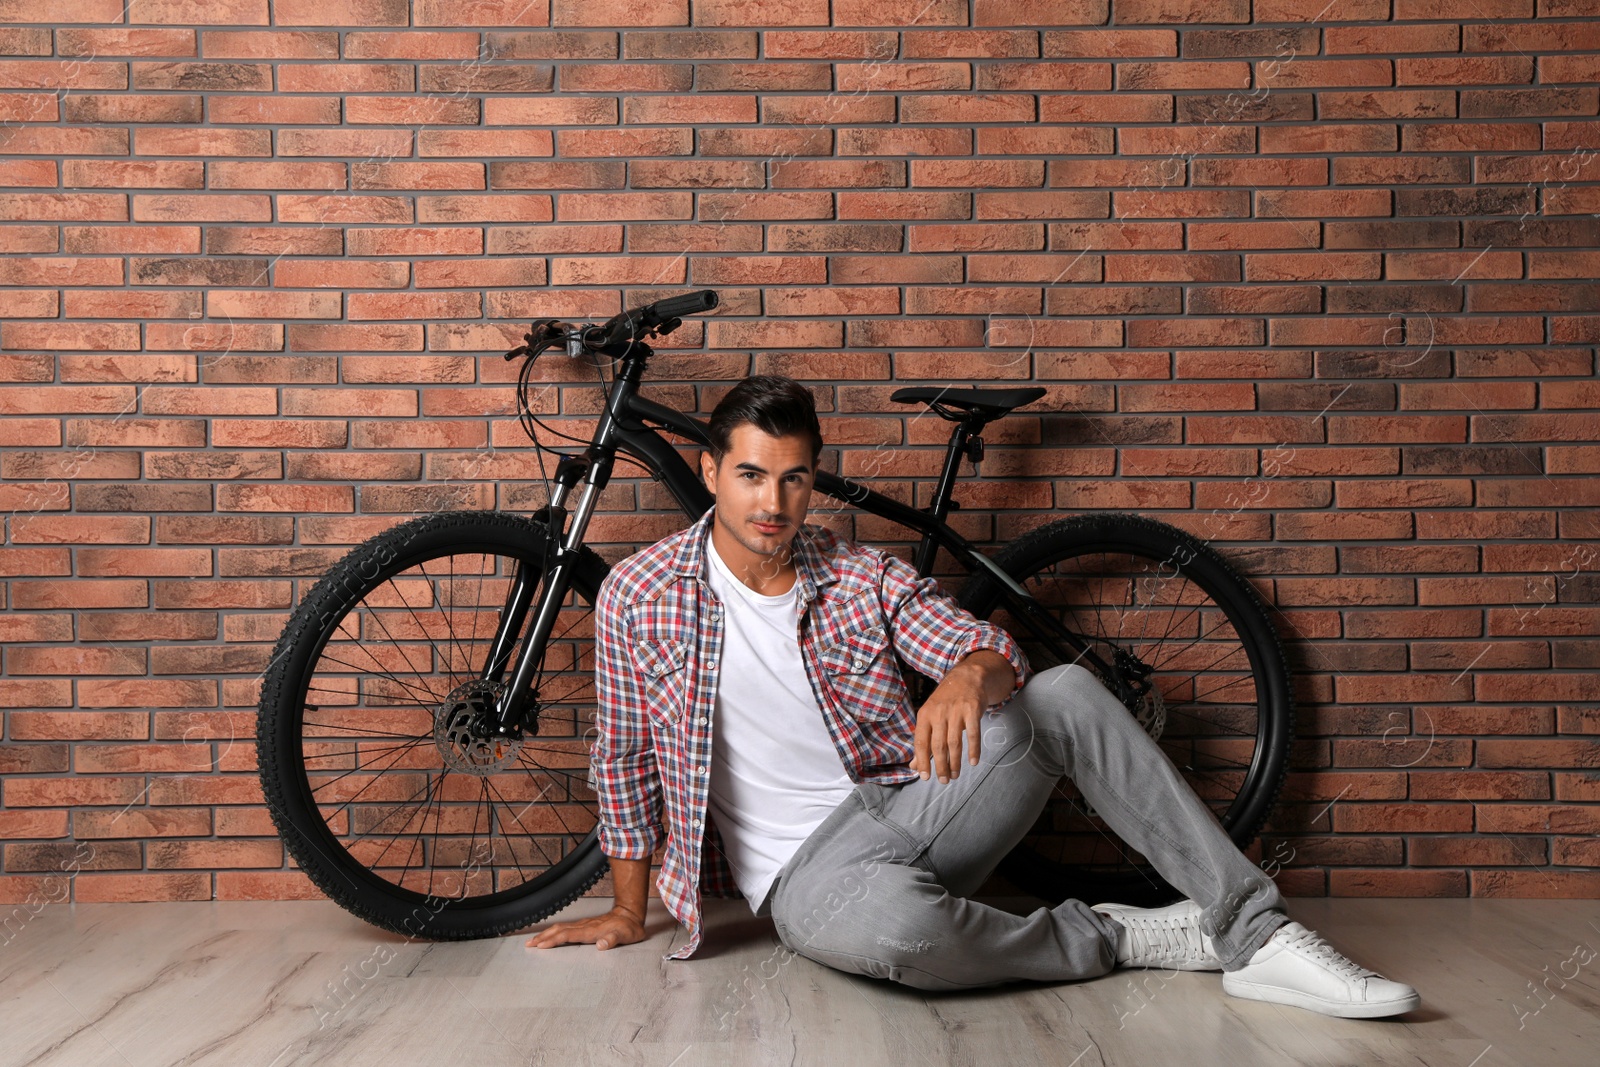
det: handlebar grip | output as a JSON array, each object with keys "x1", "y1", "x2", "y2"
[
  {"x1": 591, "y1": 289, "x2": 719, "y2": 348},
  {"x1": 651, "y1": 289, "x2": 718, "y2": 320}
]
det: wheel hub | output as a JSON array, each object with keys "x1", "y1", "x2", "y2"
[
  {"x1": 1109, "y1": 650, "x2": 1165, "y2": 743},
  {"x1": 1133, "y1": 684, "x2": 1166, "y2": 742},
  {"x1": 434, "y1": 681, "x2": 521, "y2": 775}
]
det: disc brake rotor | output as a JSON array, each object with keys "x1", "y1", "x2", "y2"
[{"x1": 434, "y1": 681, "x2": 521, "y2": 775}]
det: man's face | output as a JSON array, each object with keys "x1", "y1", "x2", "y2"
[{"x1": 699, "y1": 423, "x2": 816, "y2": 566}]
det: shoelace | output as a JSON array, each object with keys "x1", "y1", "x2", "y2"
[
  {"x1": 1123, "y1": 913, "x2": 1210, "y2": 965},
  {"x1": 1273, "y1": 924, "x2": 1381, "y2": 981}
]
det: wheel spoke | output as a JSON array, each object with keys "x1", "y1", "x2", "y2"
[
  {"x1": 270, "y1": 522, "x2": 612, "y2": 925},
  {"x1": 967, "y1": 523, "x2": 1291, "y2": 907}
]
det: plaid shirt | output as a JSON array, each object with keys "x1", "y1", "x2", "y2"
[{"x1": 590, "y1": 504, "x2": 1030, "y2": 961}]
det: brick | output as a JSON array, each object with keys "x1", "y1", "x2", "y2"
[
  {"x1": 0, "y1": 59, "x2": 127, "y2": 90},
  {"x1": 0, "y1": 93, "x2": 58, "y2": 122},
  {"x1": 976, "y1": 61, "x2": 1111, "y2": 91},
  {"x1": 761, "y1": 94, "x2": 897, "y2": 125},
  {"x1": 132, "y1": 194, "x2": 270, "y2": 223},
  {"x1": 74, "y1": 809, "x2": 211, "y2": 839},
  {"x1": 1397, "y1": 56, "x2": 1535, "y2": 87},
  {"x1": 917, "y1": 161, "x2": 1046, "y2": 190},
  {"x1": 1331, "y1": 154, "x2": 1465, "y2": 185},
  {"x1": 276, "y1": 195, "x2": 412, "y2": 227},
  {"x1": 483, "y1": 96, "x2": 616, "y2": 125},
  {"x1": 0, "y1": 126, "x2": 129, "y2": 155},
  {"x1": 62, "y1": 224, "x2": 200, "y2": 255},
  {"x1": 764, "y1": 31, "x2": 897, "y2": 58},
  {"x1": 416, "y1": 259, "x2": 548, "y2": 288},
  {"x1": 550, "y1": 191, "x2": 688, "y2": 220},
  {"x1": 0, "y1": 192, "x2": 126, "y2": 222},
  {"x1": 900, "y1": 93, "x2": 1037, "y2": 123},
  {"x1": 134, "y1": 128, "x2": 268, "y2": 157},
  {"x1": 60, "y1": 160, "x2": 203, "y2": 189},
  {"x1": 1, "y1": 322, "x2": 140, "y2": 351},
  {"x1": 77, "y1": 484, "x2": 212, "y2": 512},
  {"x1": 272, "y1": 0, "x2": 406, "y2": 25},
  {"x1": 74, "y1": 873, "x2": 212, "y2": 902},
  {"x1": 1120, "y1": 0, "x2": 1241, "y2": 18},
  {"x1": 1464, "y1": 88, "x2": 1597, "y2": 119},
  {"x1": 0, "y1": 290, "x2": 55, "y2": 317},
  {"x1": 130, "y1": 62, "x2": 272, "y2": 91},
  {"x1": 346, "y1": 96, "x2": 479, "y2": 125},
  {"x1": 834, "y1": 192, "x2": 966, "y2": 222},
  {"x1": 419, "y1": 130, "x2": 555, "y2": 158},
  {"x1": 64, "y1": 93, "x2": 201, "y2": 124},
  {"x1": 202, "y1": 226, "x2": 339, "y2": 258},
  {"x1": 698, "y1": 61, "x2": 832, "y2": 92},
  {"x1": 413, "y1": 0, "x2": 547, "y2": 25},
  {"x1": 0, "y1": 385, "x2": 134, "y2": 415},
  {"x1": 200, "y1": 29, "x2": 338, "y2": 59},
  {"x1": 144, "y1": 451, "x2": 282, "y2": 480},
  {"x1": 1117, "y1": 61, "x2": 1250, "y2": 91},
  {"x1": 207, "y1": 161, "x2": 347, "y2": 191},
  {"x1": 344, "y1": 30, "x2": 480, "y2": 59},
  {"x1": 56, "y1": 27, "x2": 197, "y2": 54},
  {"x1": 346, "y1": 228, "x2": 481, "y2": 256},
  {"x1": 130, "y1": 257, "x2": 269, "y2": 287},
  {"x1": 960, "y1": 251, "x2": 1100, "y2": 279},
  {"x1": 276, "y1": 128, "x2": 412, "y2": 158},
  {"x1": 1319, "y1": 90, "x2": 1456, "y2": 121},
  {"x1": 1324, "y1": 22, "x2": 1465, "y2": 54}
]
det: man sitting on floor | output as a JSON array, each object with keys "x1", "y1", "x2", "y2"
[{"x1": 529, "y1": 374, "x2": 1420, "y2": 1020}]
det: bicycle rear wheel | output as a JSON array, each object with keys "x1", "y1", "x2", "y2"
[
  {"x1": 958, "y1": 512, "x2": 1295, "y2": 908},
  {"x1": 256, "y1": 510, "x2": 612, "y2": 939}
]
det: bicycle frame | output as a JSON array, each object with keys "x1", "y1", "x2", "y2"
[{"x1": 487, "y1": 343, "x2": 1112, "y2": 733}]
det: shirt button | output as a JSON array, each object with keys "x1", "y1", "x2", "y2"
[
  {"x1": 708, "y1": 662, "x2": 717, "y2": 671},
  {"x1": 692, "y1": 817, "x2": 703, "y2": 828},
  {"x1": 695, "y1": 716, "x2": 708, "y2": 725},
  {"x1": 697, "y1": 765, "x2": 708, "y2": 775}
]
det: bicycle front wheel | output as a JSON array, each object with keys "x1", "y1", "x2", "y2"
[
  {"x1": 958, "y1": 512, "x2": 1295, "y2": 908},
  {"x1": 256, "y1": 510, "x2": 612, "y2": 939}
]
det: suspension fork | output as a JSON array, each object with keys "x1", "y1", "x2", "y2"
[
  {"x1": 485, "y1": 443, "x2": 617, "y2": 736},
  {"x1": 484, "y1": 345, "x2": 644, "y2": 735}
]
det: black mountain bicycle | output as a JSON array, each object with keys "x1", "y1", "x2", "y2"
[{"x1": 257, "y1": 289, "x2": 1295, "y2": 940}]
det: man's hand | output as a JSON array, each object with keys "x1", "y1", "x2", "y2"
[
  {"x1": 911, "y1": 649, "x2": 1017, "y2": 784},
  {"x1": 526, "y1": 904, "x2": 647, "y2": 951},
  {"x1": 527, "y1": 854, "x2": 652, "y2": 951}
]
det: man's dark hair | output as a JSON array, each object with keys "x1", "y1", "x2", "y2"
[{"x1": 706, "y1": 374, "x2": 823, "y2": 465}]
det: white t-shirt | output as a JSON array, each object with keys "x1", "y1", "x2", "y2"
[{"x1": 702, "y1": 535, "x2": 856, "y2": 913}]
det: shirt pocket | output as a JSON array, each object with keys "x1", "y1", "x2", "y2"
[
  {"x1": 632, "y1": 637, "x2": 689, "y2": 726},
  {"x1": 817, "y1": 623, "x2": 901, "y2": 722}
]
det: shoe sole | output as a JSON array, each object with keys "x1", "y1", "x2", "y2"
[{"x1": 1222, "y1": 975, "x2": 1421, "y2": 1019}]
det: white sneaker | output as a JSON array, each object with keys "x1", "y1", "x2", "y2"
[
  {"x1": 1091, "y1": 899, "x2": 1223, "y2": 971},
  {"x1": 1222, "y1": 920, "x2": 1420, "y2": 1018}
]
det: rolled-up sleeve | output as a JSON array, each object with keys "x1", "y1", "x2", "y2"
[
  {"x1": 877, "y1": 551, "x2": 1030, "y2": 701},
  {"x1": 591, "y1": 571, "x2": 665, "y2": 860}
]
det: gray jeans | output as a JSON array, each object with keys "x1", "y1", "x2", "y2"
[{"x1": 760, "y1": 662, "x2": 1290, "y2": 991}]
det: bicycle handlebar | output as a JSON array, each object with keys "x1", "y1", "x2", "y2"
[
  {"x1": 504, "y1": 290, "x2": 719, "y2": 361},
  {"x1": 586, "y1": 289, "x2": 719, "y2": 349}
]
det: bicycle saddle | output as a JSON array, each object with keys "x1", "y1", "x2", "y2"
[{"x1": 889, "y1": 385, "x2": 1046, "y2": 421}]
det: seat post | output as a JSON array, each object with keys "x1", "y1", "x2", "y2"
[{"x1": 911, "y1": 419, "x2": 975, "y2": 577}]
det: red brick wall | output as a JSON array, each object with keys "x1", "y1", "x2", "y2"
[{"x1": 2, "y1": 1, "x2": 1598, "y2": 906}]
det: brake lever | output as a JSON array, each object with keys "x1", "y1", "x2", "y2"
[{"x1": 505, "y1": 318, "x2": 573, "y2": 360}]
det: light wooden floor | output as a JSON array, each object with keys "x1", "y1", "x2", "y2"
[{"x1": 1, "y1": 895, "x2": 1596, "y2": 1066}]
